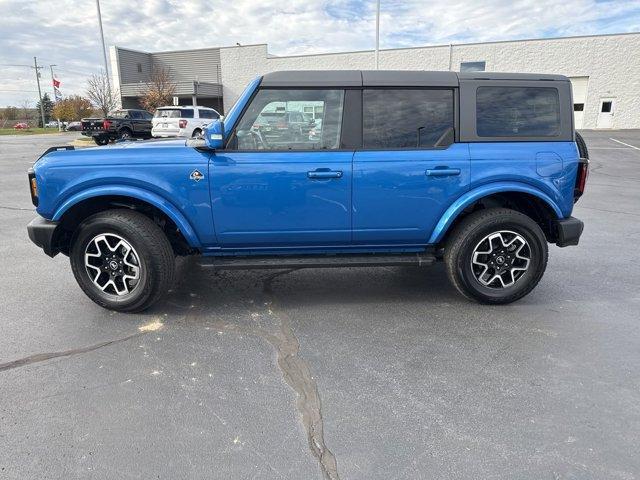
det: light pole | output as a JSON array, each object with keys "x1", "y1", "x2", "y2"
[
  {"x1": 96, "y1": 0, "x2": 111, "y2": 93},
  {"x1": 33, "y1": 57, "x2": 46, "y2": 128},
  {"x1": 375, "y1": 0, "x2": 380, "y2": 69}
]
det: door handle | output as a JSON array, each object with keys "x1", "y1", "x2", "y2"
[
  {"x1": 426, "y1": 168, "x2": 461, "y2": 177},
  {"x1": 308, "y1": 170, "x2": 343, "y2": 179}
]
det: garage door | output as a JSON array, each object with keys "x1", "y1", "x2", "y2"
[{"x1": 570, "y1": 77, "x2": 589, "y2": 129}]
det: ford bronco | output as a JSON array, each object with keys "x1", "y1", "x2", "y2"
[{"x1": 27, "y1": 71, "x2": 588, "y2": 312}]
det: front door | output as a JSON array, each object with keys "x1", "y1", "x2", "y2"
[
  {"x1": 210, "y1": 88, "x2": 352, "y2": 248},
  {"x1": 597, "y1": 98, "x2": 615, "y2": 129},
  {"x1": 352, "y1": 88, "x2": 470, "y2": 245}
]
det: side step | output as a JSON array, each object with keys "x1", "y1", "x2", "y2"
[{"x1": 197, "y1": 253, "x2": 437, "y2": 270}]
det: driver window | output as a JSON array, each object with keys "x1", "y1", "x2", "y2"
[{"x1": 233, "y1": 89, "x2": 344, "y2": 150}]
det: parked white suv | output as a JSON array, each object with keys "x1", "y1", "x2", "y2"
[{"x1": 152, "y1": 106, "x2": 220, "y2": 138}]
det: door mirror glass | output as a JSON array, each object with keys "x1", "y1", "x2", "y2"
[{"x1": 204, "y1": 119, "x2": 225, "y2": 149}]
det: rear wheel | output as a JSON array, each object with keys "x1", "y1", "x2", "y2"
[
  {"x1": 444, "y1": 208, "x2": 548, "y2": 304},
  {"x1": 70, "y1": 210, "x2": 175, "y2": 312},
  {"x1": 93, "y1": 136, "x2": 109, "y2": 146},
  {"x1": 118, "y1": 128, "x2": 132, "y2": 141},
  {"x1": 191, "y1": 128, "x2": 202, "y2": 138}
]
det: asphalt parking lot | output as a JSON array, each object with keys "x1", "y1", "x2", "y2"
[{"x1": 1, "y1": 130, "x2": 639, "y2": 479}]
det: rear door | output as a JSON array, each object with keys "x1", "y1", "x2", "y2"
[
  {"x1": 352, "y1": 88, "x2": 470, "y2": 245},
  {"x1": 210, "y1": 88, "x2": 354, "y2": 248}
]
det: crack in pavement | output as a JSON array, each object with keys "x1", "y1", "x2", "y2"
[
  {"x1": 213, "y1": 268, "x2": 341, "y2": 480},
  {"x1": 0, "y1": 205, "x2": 34, "y2": 212},
  {"x1": 0, "y1": 318, "x2": 165, "y2": 373},
  {"x1": 0, "y1": 332, "x2": 144, "y2": 373}
]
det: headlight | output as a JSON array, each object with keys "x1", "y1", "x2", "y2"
[{"x1": 27, "y1": 167, "x2": 38, "y2": 207}]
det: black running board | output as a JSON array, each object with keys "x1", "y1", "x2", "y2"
[{"x1": 197, "y1": 253, "x2": 436, "y2": 270}]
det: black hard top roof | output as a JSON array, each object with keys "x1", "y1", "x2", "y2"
[{"x1": 260, "y1": 70, "x2": 569, "y2": 87}]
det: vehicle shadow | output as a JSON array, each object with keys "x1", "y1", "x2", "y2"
[{"x1": 159, "y1": 258, "x2": 464, "y2": 320}]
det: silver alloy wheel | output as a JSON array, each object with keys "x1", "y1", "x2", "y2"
[
  {"x1": 471, "y1": 230, "x2": 531, "y2": 289},
  {"x1": 84, "y1": 233, "x2": 141, "y2": 296}
]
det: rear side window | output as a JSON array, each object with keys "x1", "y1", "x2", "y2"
[
  {"x1": 199, "y1": 109, "x2": 219, "y2": 119},
  {"x1": 363, "y1": 89, "x2": 454, "y2": 149},
  {"x1": 476, "y1": 87, "x2": 560, "y2": 137}
]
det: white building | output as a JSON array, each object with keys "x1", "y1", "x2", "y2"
[{"x1": 111, "y1": 32, "x2": 640, "y2": 129}]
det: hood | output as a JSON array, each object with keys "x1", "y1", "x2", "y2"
[
  {"x1": 100, "y1": 138, "x2": 187, "y2": 150},
  {"x1": 35, "y1": 138, "x2": 192, "y2": 169}
]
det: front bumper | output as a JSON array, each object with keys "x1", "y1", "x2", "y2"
[
  {"x1": 27, "y1": 217, "x2": 60, "y2": 257},
  {"x1": 554, "y1": 216, "x2": 584, "y2": 247}
]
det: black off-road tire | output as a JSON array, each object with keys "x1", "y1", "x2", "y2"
[
  {"x1": 70, "y1": 209, "x2": 175, "y2": 312},
  {"x1": 93, "y1": 136, "x2": 109, "y2": 146},
  {"x1": 444, "y1": 208, "x2": 548, "y2": 304},
  {"x1": 117, "y1": 128, "x2": 132, "y2": 141},
  {"x1": 575, "y1": 131, "x2": 589, "y2": 159}
]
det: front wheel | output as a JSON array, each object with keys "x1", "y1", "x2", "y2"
[
  {"x1": 444, "y1": 208, "x2": 548, "y2": 304},
  {"x1": 70, "y1": 210, "x2": 175, "y2": 312}
]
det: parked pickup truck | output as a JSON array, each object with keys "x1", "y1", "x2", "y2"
[
  {"x1": 81, "y1": 109, "x2": 153, "y2": 145},
  {"x1": 27, "y1": 70, "x2": 588, "y2": 312}
]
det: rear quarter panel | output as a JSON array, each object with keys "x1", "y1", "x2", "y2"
[{"x1": 468, "y1": 141, "x2": 579, "y2": 218}]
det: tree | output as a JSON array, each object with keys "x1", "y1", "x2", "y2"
[
  {"x1": 52, "y1": 95, "x2": 94, "y2": 122},
  {"x1": 35, "y1": 93, "x2": 54, "y2": 126},
  {"x1": 0, "y1": 106, "x2": 19, "y2": 128},
  {"x1": 139, "y1": 65, "x2": 176, "y2": 112},
  {"x1": 87, "y1": 70, "x2": 119, "y2": 116}
]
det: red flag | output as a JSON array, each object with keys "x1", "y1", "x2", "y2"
[{"x1": 53, "y1": 78, "x2": 61, "y2": 88}]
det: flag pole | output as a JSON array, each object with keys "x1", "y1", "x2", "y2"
[{"x1": 375, "y1": 0, "x2": 380, "y2": 69}]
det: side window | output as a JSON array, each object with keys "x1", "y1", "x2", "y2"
[
  {"x1": 130, "y1": 111, "x2": 141, "y2": 119},
  {"x1": 199, "y1": 109, "x2": 219, "y2": 119},
  {"x1": 363, "y1": 89, "x2": 454, "y2": 149},
  {"x1": 476, "y1": 87, "x2": 560, "y2": 137},
  {"x1": 181, "y1": 109, "x2": 194, "y2": 119},
  {"x1": 233, "y1": 89, "x2": 344, "y2": 150},
  {"x1": 460, "y1": 61, "x2": 486, "y2": 72}
]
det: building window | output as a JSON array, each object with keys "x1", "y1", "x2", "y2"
[
  {"x1": 601, "y1": 101, "x2": 612, "y2": 113},
  {"x1": 137, "y1": 63, "x2": 142, "y2": 73},
  {"x1": 476, "y1": 86, "x2": 560, "y2": 137},
  {"x1": 460, "y1": 61, "x2": 486, "y2": 72},
  {"x1": 574, "y1": 103, "x2": 584, "y2": 112},
  {"x1": 363, "y1": 89, "x2": 454, "y2": 149}
]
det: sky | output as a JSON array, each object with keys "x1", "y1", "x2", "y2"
[{"x1": 0, "y1": 0, "x2": 639, "y2": 107}]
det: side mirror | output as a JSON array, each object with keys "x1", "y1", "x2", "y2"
[{"x1": 204, "y1": 119, "x2": 225, "y2": 149}]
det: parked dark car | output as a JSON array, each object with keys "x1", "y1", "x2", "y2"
[
  {"x1": 81, "y1": 109, "x2": 153, "y2": 146},
  {"x1": 65, "y1": 121, "x2": 82, "y2": 131}
]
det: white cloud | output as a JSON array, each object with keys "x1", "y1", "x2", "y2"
[{"x1": 0, "y1": 0, "x2": 638, "y2": 106}]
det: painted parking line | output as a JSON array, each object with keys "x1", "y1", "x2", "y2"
[{"x1": 609, "y1": 138, "x2": 640, "y2": 151}]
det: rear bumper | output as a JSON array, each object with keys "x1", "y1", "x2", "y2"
[
  {"x1": 152, "y1": 127, "x2": 187, "y2": 138},
  {"x1": 27, "y1": 217, "x2": 60, "y2": 257},
  {"x1": 554, "y1": 216, "x2": 584, "y2": 247}
]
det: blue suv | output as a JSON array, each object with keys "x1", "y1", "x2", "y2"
[{"x1": 27, "y1": 70, "x2": 588, "y2": 312}]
